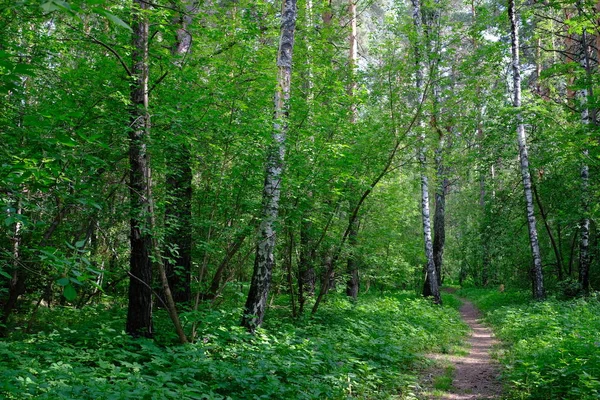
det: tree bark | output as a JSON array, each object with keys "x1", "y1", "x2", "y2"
[
  {"x1": 412, "y1": 0, "x2": 441, "y2": 305},
  {"x1": 0, "y1": 198, "x2": 24, "y2": 336},
  {"x1": 345, "y1": 218, "x2": 359, "y2": 300},
  {"x1": 532, "y1": 184, "x2": 564, "y2": 281},
  {"x1": 162, "y1": 0, "x2": 198, "y2": 304},
  {"x1": 508, "y1": 0, "x2": 545, "y2": 300},
  {"x1": 344, "y1": 0, "x2": 359, "y2": 300},
  {"x1": 298, "y1": 215, "x2": 316, "y2": 314},
  {"x1": 576, "y1": 9, "x2": 593, "y2": 294},
  {"x1": 126, "y1": 0, "x2": 153, "y2": 337},
  {"x1": 241, "y1": 0, "x2": 297, "y2": 333}
]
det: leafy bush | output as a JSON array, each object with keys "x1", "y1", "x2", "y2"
[
  {"x1": 0, "y1": 292, "x2": 467, "y2": 399},
  {"x1": 556, "y1": 278, "x2": 584, "y2": 300},
  {"x1": 459, "y1": 288, "x2": 600, "y2": 399}
]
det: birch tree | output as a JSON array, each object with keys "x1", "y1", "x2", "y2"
[
  {"x1": 411, "y1": 0, "x2": 441, "y2": 304},
  {"x1": 241, "y1": 0, "x2": 297, "y2": 332},
  {"x1": 574, "y1": 3, "x2": 594, "y2": 293},
  {"x1": 508, "y1": 0, "x2": 544, "y2": 300}
]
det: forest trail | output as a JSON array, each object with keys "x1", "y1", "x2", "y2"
[{"x1": 419, "y1": 291, "x2": 503, "y2": 399}]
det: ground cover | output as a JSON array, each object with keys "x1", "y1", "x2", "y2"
[
  {"x1": 457, "y1": 288, "x2": 600, "y2": 400},
  {"x1": 0, "y1": 291, "x2": 466, "y2": 400}
]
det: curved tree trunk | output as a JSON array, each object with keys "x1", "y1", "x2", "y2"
[
  {"x1": 508, "y1": 0, "x2": 545, "y2": 300},
  {"x1": 241, "y1": 0, "x2": 297, "y2": 333},
  {"x1": 345, "y1": 218, "x2": 359, "y2": 300}
]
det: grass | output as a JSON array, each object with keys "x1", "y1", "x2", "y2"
[
  {"x1": 432, "y1": 365, "x2": 454, "y2": 391},
  {"x1": 0, "y1": 290, "x2": 468, "y2": 400},
  {"x1": 458, "y1": 288, "x2": 600, "y2": 400}
]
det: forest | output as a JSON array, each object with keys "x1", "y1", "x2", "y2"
[{"x1": 1, "y1": 0, "x2": 600, "y2": 398}]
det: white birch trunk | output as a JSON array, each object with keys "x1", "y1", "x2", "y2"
[
  {"x1": 509, "y1": 0, "x2": 545, "y2": 300},
  {"x1": 578, "y1": 22, "x2": 591, "y2": 292},
  {"x1": 242, "y1": 0, "x2": 297, "y2": 332},
  {"x1": 412, "y1": 0, "x2": 441, "y2": 304}
]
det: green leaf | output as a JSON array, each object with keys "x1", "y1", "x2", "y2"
[
  {"x1": 0, "y1": 270, "x2": 12, "y2": 279},
  {"x1": 101, "y1": 10, "x2": 132, "y2": 32},
  {"x1": 63, "y1": 284, "x2": 77, "y2": 301},
  {"x1": 57, "y1": 277, "x2": 70, "y2": 286},
  {"x1": 75, "y1": 240, "x2": 86, "y2": 248}
]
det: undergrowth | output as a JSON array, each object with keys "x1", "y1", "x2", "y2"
[
  {"x1": 458, "y1": 288, "x2": 600, "y2": 400},
  {"x1": 0, "y1": 291, "x2": 467, "y2": 399}
]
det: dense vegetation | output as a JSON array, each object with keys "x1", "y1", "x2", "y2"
[
  {"x1": 0, "y1": 291, "x2": 466, "y2": 399},
  {"x1": 2, "y1": 0, "x2": 600, "y2": 398},
  {"x1": 459, "y1": 288, "x2": 600, "y2": 400}
]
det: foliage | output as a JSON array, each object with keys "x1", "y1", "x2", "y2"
[
  {"x1": 459, "y1": 288, "x2": 600, "y2": 399},
  {"x1": 0, "y1": 291, "x2": 467, "y2": 400}
]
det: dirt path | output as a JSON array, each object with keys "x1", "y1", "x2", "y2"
[{"x1": 420, "y1": 295, "x2": 503, "y2": 399}]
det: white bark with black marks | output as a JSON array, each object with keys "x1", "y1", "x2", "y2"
[
  {"x1": 242, "y1": 0, "x2": 297, "y2": 332},
  {"x1": 412, "y1": 0, "x2": 441, "y2": 305},
  {"x1": 509, "y1": 0, "x2": 544, "y2": 300}
]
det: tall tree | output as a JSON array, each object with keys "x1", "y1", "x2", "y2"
[
  {"x1": 126, "y1": 0, "x2": 153, "y2": 337},
  {"x1": 411, "y1": 0, "x2": 441, "y2": 304},
  {"x1": 575, "y1": 3, "x2": 594, "y2": 294},
  {"x1": 163, "y1": 0, "x2": 198, "y2": 303},
  {"x1": 242, "y1": 0, "x2": 298, "y2": 332},
  {"x1": 508, "y1": 0, "x2": 544, "y2": 300},
  {"x1": 345, "y1": 0, "x2": 360, "y2": 300}
]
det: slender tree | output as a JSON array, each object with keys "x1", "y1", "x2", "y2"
[
  {"x1": 575, "y1": 4, "x2": 594, "y2": 293},
  {"x1": 508, "y1": 0, "x2": 544, "y2": 300},
  {"x1": 345, "y1": 0, "x2": 360, "y2": 300},
  {"x1": 126, "y1": 0, "x2": 153, "y2": 337},
  {"x1": 163, "y1": 0, "x2": 198, "y2": 303},
  {"x1": 242, "y1": 0, "x2": 298, "y2": 332},
  {"x1": 411, "y1": 0, "x2": 441, "y2": 304}
]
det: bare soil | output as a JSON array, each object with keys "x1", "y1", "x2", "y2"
[{"x1": 418, "y1": 295, "x2": 503, "y2": 399}]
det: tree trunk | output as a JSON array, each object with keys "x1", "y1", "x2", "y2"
[
  {"x1": 532, "y1": 184, "x2": 564, "y2": 281},
  {"x1": 508, "y1": 0, "x2": 545, "y2": 300},
  {"x1": 241, "y1": 0, "x2": 297, "y2": 333},
  {"x1": 298, "y1": 216, "x2": 316, "y2": 314},
  {"x1": 412, "y1": 0, "x2": 441, "y2": 305},
  {"x1": 345, "y1": 218, "x2": 359, "y2": 300},
  {"x1": 432, "y1": 160, "x2": 447, "y2": 287},
  {"x1": 1, "y1": 198, "x2": 24, "y2": 336},
  {"x1": 577, "y1": 12, "x2": 593, "y2": 294},
  {"x1": 163, "y1": 0, "x2": 198, "y2": 303},
  {"x1": 344, "y1": 0, "x2": 359, "y2": 300},
  {"x1": 164, "y1": 155, "x2": 192, "y2": 303},
  {"x1": 126, "y1": 0, "x2": 153, "y2": 337}
]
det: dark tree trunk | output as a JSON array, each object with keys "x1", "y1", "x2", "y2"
[
  {"x1": 205, "y1": 227, "x2": 251, "y2": 299},
  {"x1": 532, "y1": 184, "x2": 564, "y2": 281},
  {"x1": 164, "y1": 145, "x2": 192, "y2": 303},
  {"x1": 298, "y1": 215, "x2": 316, "y2": 314},
  {"x1": 126, "y1": 0, "x2": 153, "y2": 338},
  {"x1": 432, "y1": 167, "x2": 447, "y2": 287},
  {"x1": 162, "y1": 0, "x2": 197, "y2": 304},
  {"x1": 345, "y1": 218, "x2": 359, "y2": 300},
  {"x1": 241, "y1": 0, "x2": 297, "y2": 332}
]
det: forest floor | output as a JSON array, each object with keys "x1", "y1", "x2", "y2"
[{"x1": 417, "y1": 289, "x2": 503, "y2": 399}]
